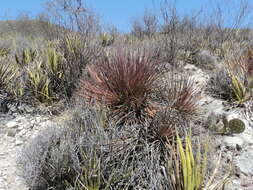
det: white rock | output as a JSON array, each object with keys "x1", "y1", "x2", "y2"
[
  {"x1": 15, "y1": 140, "x2": 23, "y2": 146},
  {"x1": 235, "y1": 146, "x2": 253, "y2": 176},
  {"x1": 6, "y1": 121, "x2": 18, "y2": 129},
  {"x1": 238, "y1": 133, "x2": 253, "y2": 145},
  {"x1": 184, "y1": 64, "x2": 199, "y2": 72},
  {"x1": 223, "y1": 136, "x2": 244, "y2": 149},
  {"x1": 18, "y1": 129, "x2": 26, "y2": 136}
]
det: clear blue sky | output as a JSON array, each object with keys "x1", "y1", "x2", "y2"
[
  {"x1": 0, "y1": 0, "x2": 251, "y2": 32},
  {"x1": 86, "y1": 0, "x2": 209, "y2": 31}
]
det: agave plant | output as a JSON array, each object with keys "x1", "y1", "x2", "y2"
[{"x1": 80, "y1": 47, "x2": 163, "y2": 123}]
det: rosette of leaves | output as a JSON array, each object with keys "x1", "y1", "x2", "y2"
[
  {"x1": 15, "y1": 48, "x2": 37, "y2": 67},
  {"x1": 26, "y1": 61, "x2": 54, "y2": 104}
]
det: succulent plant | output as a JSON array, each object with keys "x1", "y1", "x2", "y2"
[
  {"x1": 15, "y1": 48, "x2": 37, "y2": 67},
  {"x1": 221, "y1": 116, "x2": 245, "y2": 134},
  {"x1": 206, "y1": 113, "x2": 245, "y2": 134},
  {"x1": 227, "y1": 118, "x2": 245, "y2": 134}
]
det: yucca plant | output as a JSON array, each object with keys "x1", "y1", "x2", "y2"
[
  {"x1": 80, "y1": 47, "x2": 163, "y2": 123},
  {"x1": 15, "y1": 48, "x2": 37, "y2": 67},
  {"x1": 57, "y1": 34, "x2": 93, "y2": 98},
  {"x1": 45, "y1": 48, "x2": 65, "y2": 94},
  {"x1": 207, "y1": 53, "x2": 251, "y2": 103},
  {"x1": 167, "y1": 132, "x2": 229, "y2": 190},
  {"x1": 26, "y1": 61, "x2": 54, "y2": 104},
  {"x1": 46, "y1": 48, "x2": 63, "y2": 78},
  {"x1": 0, "y1": 47, "x2": 10, "y2": 57},
  {"x1": 224, "y1": 54, "x2": 250, "y2": 103},
  {"x1": 226, "y1": 69, "x2": 248, "y2": 103}
]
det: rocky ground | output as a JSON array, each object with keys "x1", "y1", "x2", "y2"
[
  {"x1": 0, "y1": 62, "x2": 252, "y2": 190},
  {"x1": 0, "y1": 110, "x2": 54, "y2": 190}
]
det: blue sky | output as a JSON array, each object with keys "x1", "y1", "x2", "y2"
[
  {"x1": 0, "y1": 0, "x2": 251, "y2": 32},
  {"x1": 86, "y1": 0, "x2": 209, "y2": 31}
]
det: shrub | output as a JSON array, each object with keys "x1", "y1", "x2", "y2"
[
  {"x1": 18, "y1": 106, "x2": 109, "y2": 190},
  {"x1": 99, "y1": 33, "x2": 114, "y2": 47},
  {"x1": 80, "y1": 47, "x2": 163, "y2": 124},
  {"x1": 206, "y1": 69, "x2": 235, "y2": 101}
]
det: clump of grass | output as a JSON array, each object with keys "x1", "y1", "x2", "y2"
[
  {"x1": 80, "y1": 47, "x2": 163, "y2": 124},
  {"x1": 18, "y1": 106, "x2": 109, "y2": 190},
  {"x1": 0, "y1": 47, "x2": 10, "y2": 57}
]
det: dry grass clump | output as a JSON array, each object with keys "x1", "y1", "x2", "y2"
[
  {"x1": 163, "y1": 74, "x2": 202, "y2": 117},
  {"x1": 19, "y1": 105, "x2": 224, "y2": 190},
  {"x1": 152, "y1": 74, "x2": 203, "y2": 140},
  {"x1": 18, "y1": 106, "x2": 172, "y2": 190},
  {"x1": 80, "y1": 47, "x2": 163, "y2": 124},
  {"x1": 18, "y1": 106, "x2": 109, "y2": 190}
]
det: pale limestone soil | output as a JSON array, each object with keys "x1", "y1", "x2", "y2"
[
  {"x1": 0, "y1": 135, "x2": 27, "y2": 190},
  {"x1": 0, "y1": 113, "x2": 53, "y2": 190}
]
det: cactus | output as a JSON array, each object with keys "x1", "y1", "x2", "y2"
[
  {"x1": 207, "y1": 113, "x2": 245, "y2": 134},
  {"x1": 228, "y1": 118, "x2": 245, "y2": 134},
  {"x1": 206, "y1": 112, "x2": 220, "y2": 132},
  {"x1": 220, "y1": 116, "x2": 245, "y2": 134}
]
